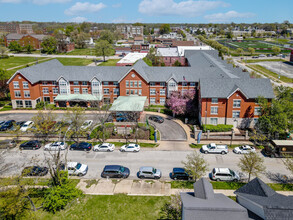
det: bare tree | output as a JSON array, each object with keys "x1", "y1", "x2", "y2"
[
  {"x1": 283, "y1": 155, "x2": 293, "y2": 176},
  {"x1": 238, "y1": 152, "x2": 266, "y2": 182},
  {"x1": 182, "y1": 151, "x2": 209, "y2": 182},
  {"x1": 93, "y1": 104, "x2": 113, "y2": 143}
]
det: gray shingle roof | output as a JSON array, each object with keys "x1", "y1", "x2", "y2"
[{"x1": 200, "y1": 78, "x2": 275, "y2": 99}]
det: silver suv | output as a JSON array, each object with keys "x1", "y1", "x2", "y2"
[
  {"x1": 210, "y1": 168, "x2": 240, "y2": 182},
  {"x1": 138, "y1": 166, "x2": 161, "y2": 179}
]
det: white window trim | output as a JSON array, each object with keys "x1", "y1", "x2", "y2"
[
  {"x1": 14, "y1": 90, "x2": 21, "y2": 98},
  {"x1": 233, "y1": 99, "x2": 241, "y2": 108},
  {"x1": 13, "y1": 82, "x2": 19, "y2": 89},
  {"x1": 210, "y1": 118, "x2": 218, "y2": 125},
  {"x1": 232, "y1": 110, "x2": 241, "y2": 118},
  {"x1": 210, "y1": 106, "x2": 218, "y2": 115},
  {"x1": 211, "y1": 98, "x2": 218, "y2": 104},
  {"x1": 22, "y1": 81, "x2": 29, "y2": 89}
]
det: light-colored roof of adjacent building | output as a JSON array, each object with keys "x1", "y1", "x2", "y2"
[
  {"x1": 117, "y1": 53, "x2": 147, "y2": 64},
  {"x1": 157, "y1": 47, "x2": 179, "y2": 57},
  {"x1": 109, "y1": 96, "x2": 147, "y2": 112},
  {"x1": 178, "y1": 46, "x2": 213, "y2": 56}
]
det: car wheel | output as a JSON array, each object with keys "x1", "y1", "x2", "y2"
[
  {"x1": 84, "y1": 149, "x2": 87, "y2": 151},
  {"x1": 233, "y1": 179, "x2": 238, "y2": 182},
  {"x1": 21, "y1": 147, "x2": 24, "y2": 150},
  {"x1": 221, "y1": 151, "x2": 226, "y2": 155},
  {"x1": 107, "y1": 149, "x2": 111, "y2": 152},
  {"x1": 78, "y1": 173, "x2": 83, "y2": 177},
  {"x1": 174, "y1": 177, "x2": 177, "y2": 180},
  {"x1": 216, "y1": 178, "x2": 220, "y2": 182},
  {"x1": 204, "y1": 151, "x2": 208, "y2": 154},
  {"x1": 238, "y1": 151, "x2": 241, "y2": 154},
  {"x1": 140, "y1": 175, "x2": 145, "y2": 179},
  {"x1": 33, "y1": 147, "x2": 36, "y2": 150},
  {"x1": 70, "y1": 148, "x2": 73, "y2": 151},
  {"x1": 121, "y1": 150, "x2": 125, "y2": 152},
  {"x1": 155, "y1": 176, "x2": 160, "y2": 180}
]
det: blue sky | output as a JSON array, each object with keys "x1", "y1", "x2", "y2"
[{"x1": 0, "y1": 0, "x2": 292, "y2": 24}]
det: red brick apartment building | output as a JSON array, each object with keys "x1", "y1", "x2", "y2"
[
  {"x1": 5, "y1": 33, "x2": 47, "y2": 50},
  {"x1": 7, "y1": 50, "x2": 274, "y2": 128}
]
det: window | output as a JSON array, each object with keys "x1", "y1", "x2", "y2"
[
  {"x1": 92, "y1": 81, "x2": 99, "y2": 87},
  {"x1": 190, "y1": 82, "x2": 196, "y2": 87},
  {"x1": 150, "y1": 89, "x2": 156, "y2": 95},
  {"x1": 160, "y1": 98, "x2": 165, "y2": 105},
  {"x1": 233, "y1": 100, "x2": 241, "y2": 108},
  {"x1": 22, "y1": 82, "x2": 29, "y2": 89},
  {"x1": 138, "y1": 89, "x2": 142, "y2": 95},
  {"x1": 126, "y1": 81, "x2": 129, "y2": 87},
  {"x1": 210, "y1": 118, "x2": 218, "y2": 125},
  {"x1": 73, "y1": 81, "x2": 79, "y2": 85},
  {"x1": 211, "y1": 98, "x2": 218, "y2": 104},
  {"x1": 42, "y1": 81, "x2": 47, "y2": 85},
  {"x1": 82, "y1": 88, "x2": 88, "y2": 94},
  {"x1": 13, "y1": 82, "x2": 19, "y2": 89},
  {"x1": 150, "y1": 82, "x2": 156, "y2": 86},
  {"x1": 126, "y1": 89, "x2": 129, "y2": 95},
  {"x1": 134, "y1": 81, "x2": 137, "y2": 87},
  {"x1": 14, "y1": 91, "x2": 21, "y2": 98},
  {"x1": 182, "y1": 82, "x2": 187, "y2": 87},
  {"x1": 74, "y1": 88, "x2": 80, "y2": 94},
  {"x1": 43, "y1": 88, "x2": 49, "y2": 94},
  {"x1": 53, "y1": 88, "x2": 58, "y2": 94},
  {"x1": 169, "y1": 82, "x2": 176, "y2": 87},
  {"x1": 44, "y1": 97, "x2": 50, "y2": 103},
  {"x1": 160, "y1": 89, "x2": 165, "y2": 95},
  {"x1": 160, "y1": 82, "x2": 165, "y2": 87},
  {"x1": 113, "y1": 81, "x2": 118, "y2": 86},
  {"x1": 60, "y1": 89, "x2": 67, "y2": 95},
  {"x1": 82, "y1": 81, "x2": 87, "y2": 86},
  {"x1": 52, "y1": 81, "x2": 57, "y2": 86},
  {"x1": 150, "y1": 98, "x2": 156, "y2": 104},
  {"x1": 232, "y1": 111, "x2": 240, "y2": 118},
  {"x1": 114, "y1": 88, "x2": 119, "y2": 95},
  {"x1": 92, "y1": 90, "x2": 99, "y2": 96},
  {"x1": 104, "y1": 88, "x2": 109, "y2": 95},
  {"x1": 134, "y1": 89, "x2": 137, "y2": 95},
  {"x1": 16, "y1": 100, "x2": 23, "y2": 108},
  {"x1": 130, "y1": 81, "x2": 133, "y2": 87},
  {"x1": 130, "y1": 90, "x2": 134, "y2": 95},
  {"x1": 103, "y1": 81, "x2": 109, "y2": 86},
  {"x1": 211, "y1": 106, "x2": 218, "y2": 114},
  {"x1": 24, "y1": 91, "x2": 30, "y2": 98},
  {"x1": 59, "y1": 81, "x2": 67, "y2": 86},
  {"x1": 25, "y1": 101, "x2": 32, "y2": 108},
  {"x1": 254, "y1": 107, "x2": 261, "y2": 116},
  {"x1": 138, "y1": 81, "x2": 142, "y2": 87}
]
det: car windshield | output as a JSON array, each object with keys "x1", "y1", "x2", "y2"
[
  {"x1": 230, "y1": 170, "x2": 235, "y2": 176},
  {"x1": 239, "y1": 146, "x2": 243, "y2": 149},
  {"x1": 120, "y1": 166, "x2": 125, "y2": 172},
  {"x1": 152, "y1": 168, "x2": 156, "y2": 173},
  {"x1": 22, "y1": 124, "x2": 28, "y2": 127},
  {"x1": 83, "y1": 121, "x2": 90, "y2": 126},
  {"x1": 76, "y1": 163, "x2": 82, "y2": 169}
]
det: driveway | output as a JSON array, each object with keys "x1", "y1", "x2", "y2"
[{"x1": 146, "y1": 114, "x2": 187, "y2": 141}]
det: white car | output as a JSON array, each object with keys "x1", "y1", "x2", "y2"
[
  {"x1": 81, "y1": 120, "x2": 93, "y2": 130},
  {"x1": 20, "y1": 121, "x2": 34, "y2": 132},
  {"x1": 44, "y1": 142, "x2": 68, "y2": 151},
  {"x1": 233, "y1": 145, "x2": 256, "y2": 154},
  {"x1": 120, "y1": 143, "x2": 140, "y2": 152},
  {"x1": 67, "y1": 162, "x2": 88, "y2": 176},
  {"x1": 93, "y1": 143, "x2": 115, "y2": 152}
]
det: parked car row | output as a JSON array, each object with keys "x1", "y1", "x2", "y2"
[{"x1": 201, "y1": 143, "x2": 256, "y2": 155}]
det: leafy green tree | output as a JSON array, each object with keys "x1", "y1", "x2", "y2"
[
  {"x1": 99, "y1": 30, "x2": 114, "y2": 44},
  {"x1": 236, "y1": 48, "x2": 244, "y2": 55},
  {"x1": 182, "y1": 151, "x2": 209, "y2": 182},
  {"x1": 65, "y1": 25, "x2": 75, "y2": 36},
  {"x1": 8, "y1": 41, "x2": 22, "y2": 52},
  {"x1": 71, "y1": 30, "x2": 89, "y2": 49},
  {"x1": 95, "y1": 39, "x2": 113, "y2": 62},
  {"x1": 173, "y1": 60, "x2": 182, "y2": 66},
  {"x1": 0, "y1": 46, "x2": 8, "y2": 58},
  {"x1": 159, "y1": 24, "x2": 171, "y2": 35},
  {"x1": 238, "y1": 152, "x2": 265, "y2": 182},
  {"x1": 41, "y1": 36, "x2": 57, "y2": 54},
  {"x1": 272, "y1": 46, "x2": 281, "y2": 55},
  {"x1": 226, "y1": 32, "x2": 234, "y2": 39},
  {"x1": 248, "y1": 47, "x2": 255, "y2": 55},
  {"x1": 0, "y1": 69, "x2": 9, "y2": 97},
  {"x1": 159, "y1": 194, "x2": 182, "y2": 220},
  {"x1": 25, "y1": 44, "x2": 33, "y2": 54}
]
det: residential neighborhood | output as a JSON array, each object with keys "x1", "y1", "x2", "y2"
[{"x1": 0, "y1": 0, "x2": 293, "y2": 219}]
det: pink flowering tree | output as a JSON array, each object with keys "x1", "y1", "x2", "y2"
[{"x1": 167, "y1": 90, "x2": 196, "y2": 116}]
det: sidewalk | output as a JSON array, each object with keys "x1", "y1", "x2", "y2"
[{"x1": 77, "y1": 179, "x2": 293, "y2": 197}]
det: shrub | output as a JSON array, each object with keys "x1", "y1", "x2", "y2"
[{"x1": 202, "y1": 124, "x2": 233, "y2": 132}]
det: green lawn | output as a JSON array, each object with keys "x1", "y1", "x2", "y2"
[
  {"x1": 0, "y1": 56, "x2": 49, "y2": 70},
  {"x1": 248, "y1": 64, "x2": 293, "y2": 83},
  {"x1": 34, "y1": 194, "x2": 169, "y2": 220},
  {"x1": 98, "y1": 59, "x2": 120, "y2": 66},
  {"x1": 66, "y1": 48, "x2": 95, "y2": 56},
  {"x1": 244, "y1": 59, "x2": 286, "y2": 63},
  {"x1": 56, "y1": 58, "x2": 94, "y2": 66}
]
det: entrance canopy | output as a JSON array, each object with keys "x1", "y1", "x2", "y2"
[
  {"x1": 109, "y1": 96, "x2": 147, "y2": 112},
  {"x1": 55, "y1": 94, "x2": 101, "y2": 102}
]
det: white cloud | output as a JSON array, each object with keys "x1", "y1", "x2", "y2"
[
  {"x1": 0, "y1": 0, "x2": 22, "y2": 3},
  {"x1": 65, "y1": 2, "x2": 106, "y2": 16},
  {"x1": 112, "y1": 3, "x2": 121, "y2": 8},
  {"x1": 0, "y1": 0, "x2": 70, "y2": 4},
  {"x1": 138, "y1": 0, "x2": 229, "y2": 17},
  {"x1": 69, "y1": 16, "x2": 88, "y2": 23},
  {"x1": 204, "y1": 10, "x2": 255, "y2": 23}
]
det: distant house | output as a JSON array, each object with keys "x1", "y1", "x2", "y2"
[
  {"x1": 115, "y1": 47, "x2": 131, "y2": 56},
  {"x1": 134, "y1": 36, "x2": 144, "y2": 45},
  {"x1": 5, "y1": 33, "x2": 47, "y2": 49},
  {"x1": 235, "y1": 177, "x2": 293, "y2": 220},
  {"x1": 180, "y1": 178, "x2": 249, "y2": 220},
  {"x1": 172, "y1": 40, "x2": 195, "y2": 47}
]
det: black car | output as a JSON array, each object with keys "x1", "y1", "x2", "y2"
[
  {"x1": 0, "y1": 120, "x2": 15, "y2": 131},
  {"x1": 0, "y1": 139, "x2": 17, "y2": 149},
  {"x1": 149, "y1": 115, "x2": 164, "y2": 123},
  {"x1": 16, "y1": 121, "x2": 26, "y2": 127},
  {"x1": 70, "y1": 142, "x2": 92, "y2": 151},
  {"x1": 20, "y1": 140, "x2": 41, "y2": 150},
  {"x1": 170, "y1": 168, "x2": 192, "y2": 180},
  {"x1": 101, "y1": 165, "x2": 130, "y2": 178},
  {"x1": 22, "y1": 166, "x2": 48, "y2": 176}
]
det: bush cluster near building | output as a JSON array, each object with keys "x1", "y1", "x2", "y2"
[{"x1": 202, "y1": 124, "x2": 233, "y2": 132}]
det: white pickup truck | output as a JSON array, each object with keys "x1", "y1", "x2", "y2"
[{"x1": 201, "y1": 143, "x2": 228, "y2": 154}]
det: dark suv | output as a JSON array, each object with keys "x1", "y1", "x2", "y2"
[
  {"x1": 70, "y1": 142, "x2": 92, "y2": 151},
  {"x1": 0, "y1": 120, "x2": 15, "y2": 131},
  {"x1": 20, "y1": 140, "x2": 41, "y2": 150},
  {"x1": 101, "y1": 165, "x2": 130, "y2": 178},
  {"x1": 22, "y1": 166, "x2": 48, "y2": 176},
  {"x1": 170, "y1": 168, "x2": 192, "y2": 180},
  {"x1": 149, "y1": 115, "x2": 164, "y2": 123}
]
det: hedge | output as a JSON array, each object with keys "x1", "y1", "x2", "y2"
[{"x1": 202, "y1": 124, "x2": 233, "y2": 132}]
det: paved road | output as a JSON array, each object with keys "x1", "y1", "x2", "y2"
[{"x1": 2, "y1": 147, "x2": 289, "y2": 183}]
